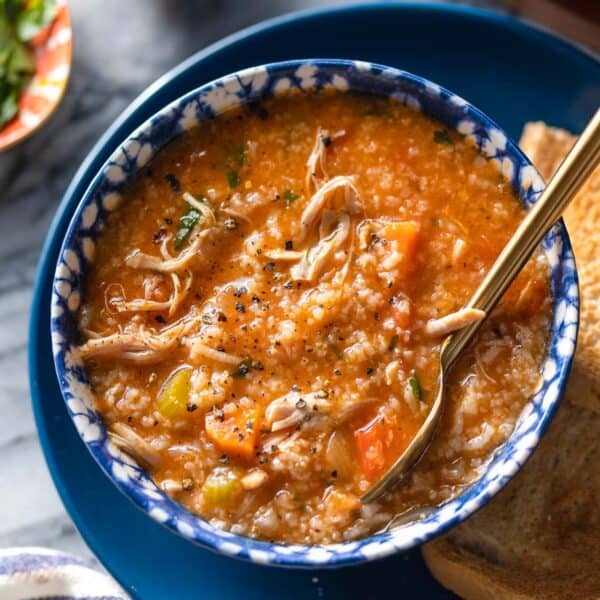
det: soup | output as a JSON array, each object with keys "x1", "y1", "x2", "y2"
[{"x1": 77, "y1": 92, "x2": 550, "y2": 544}]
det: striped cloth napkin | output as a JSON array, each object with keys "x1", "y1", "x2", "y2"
[{"x1": 0, "y1": 547, "x2": 129, "y2": 600}]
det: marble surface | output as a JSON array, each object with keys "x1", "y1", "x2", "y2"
[{"x1": 0, "y1": 0, "x2": 504, "y2": 572}]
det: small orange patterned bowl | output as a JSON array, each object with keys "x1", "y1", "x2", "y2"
[{"x1": 0, "y1": 0, "x2": 72, "y2": 152}]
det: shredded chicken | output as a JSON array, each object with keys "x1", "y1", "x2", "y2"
[
  {"x1": 110, "y1": 271, "x2": 192, "y2": 317},
  {"x1": 298, "y1": 176, "x2": 362, "y2": 241},
  {"x1": 291, "y1": 212, "x2": 351, "y2": 282},
  {"x1": 126, "y1": 228, "x2": 211, "y2": 272},
  {"x1": 184, "y1": 337, "x2": 242, "y2": 365},
  {"x1": 220, "y1": 206, "x2": 251, "y2": 224},
  {"x1": 305, "y1": 128, "x2": 345, "y2": 192},
  {"x1": 103, "y1": 282, "x2": 126, "y2": 315},
  {"x1": 159, "y1": 234, "x2": 175, "y2": 260},
  {"x1": 306, "y1": 127, "x2": 330, "y2": 192},
  {"x1": 264, "y1": 390, "x2": 376, "y2": 434},
  {"x1": 357, "y1": 219, "x2": 375, "y2": 250},
  {"x1": 241, "y1": 468, "x2": 269, "y2": 490},
  {"x1": 265, "y1": 390, "x2": 332, "y2": 432},
  {"x1": 424, "y1": 308, "x2": 486, "y2": 337},
  {"x1": 452, "y1": 238, "x2": 467, "y2": 265},
  {"x1": 78, "y1": 322, "x2": 187, "y2": 364},
  {"x1": 260, "y1": 430, "x2": 300, "y2": 454},
  {"x1": 384, "y1": 360, "x2": 404, "y2": 386},
  {"x1": 160, "y1": 479, "x2": 183, "y2": 493},
  {"x1": 108, "y1": 422, "x2": 160, "y2": 467},
  {"x1": 183, "y1": 192, "x2": 216, "y2": 226},
  {"x1": 263, "y1": 249, "x2": 305, "y2": 261}
]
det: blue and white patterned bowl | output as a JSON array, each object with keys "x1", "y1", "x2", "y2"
[{"x1": 50, "y1": 60, "x2": 578, "y2": 568}]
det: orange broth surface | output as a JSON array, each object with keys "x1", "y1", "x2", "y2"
[{"x1": 78, "y1": 92, "x2": 551, "y2": 544}]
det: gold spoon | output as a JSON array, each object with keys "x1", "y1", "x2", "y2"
[{"x1": 362, "y1": 108, "x2": 600, "y2": 504}]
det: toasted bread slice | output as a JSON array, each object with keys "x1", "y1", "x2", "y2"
[{"x1": 422, "y1": 123, "x2": 600, "y2": 599}]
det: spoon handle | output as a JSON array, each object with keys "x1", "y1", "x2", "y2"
[{"x1": 442, "y1": 108, "x2": 600, "y2": 368}]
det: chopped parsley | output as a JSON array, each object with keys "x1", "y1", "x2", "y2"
[
  {"x1": 408, "y1": 370, "x2": 423, "y2": 401},
  {"x1": 388, "y1": 334, "x2": 399, "y2": 352},
  {"x1": 223, "y1": 143, "x2": 245, "y2": 188},
  {"x1": 174, "y1": 207, "x2": 201, "y2": 250},
  {"x1": 226, "y1": 168, "x2": 240, "y2": 188},
  {"x1": 434, "y1": 129, "x2": 453, "y2": 145},
  {"x1": 284, "y1": 189, "x2": 299, "y2": 206}
]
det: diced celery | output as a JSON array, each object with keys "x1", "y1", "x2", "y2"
[
  {"x1": 157, "y1": 367, "x2": 192, "y2": 418},
  {"x1": 202, "y1": 467, "x2": 243, "y2": 507}
]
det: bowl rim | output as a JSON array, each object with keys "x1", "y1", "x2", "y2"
[{"x1": 50, "y1": 58, "x2": 579, "y2": 568}]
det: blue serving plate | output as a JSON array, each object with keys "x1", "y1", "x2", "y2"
[{"x1": 30, "y1": 3, "x2": 600, "y2": 598}]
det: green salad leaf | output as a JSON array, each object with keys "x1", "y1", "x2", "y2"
[
  {"x1": 16, "y1": 0, "x2": 57, "y2": 41},
  {"x1": 0, "y1": 0, "x2": 58, "y2": 128}
]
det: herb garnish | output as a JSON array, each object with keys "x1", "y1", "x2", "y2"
[
  {"x1": 388, "y1": 334, "x2": 399, "y2": 352},
  {"x1": 284, "y1": 189, "x2": 299, "y2": 206},
  {"x1": 174, "y1": 208, "x2": 201, "y2": 250},
  {"x1": 223, "y1": 143, "x2": 245, "y2": 187},
  {"x1": 434, "y1": 129, "x2": 453, "y2": 145},
  {"x1": 408, "y1": 370, "x2": 422, "y2": 401},
  {"x1": 226, "y1": 168, "x2": 240, "y2": 188}
]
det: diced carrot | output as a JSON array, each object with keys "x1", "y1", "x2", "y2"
[
  {"x1": 355, "y1": 413, "x2": 419, "y2": 480},
  {"x1": 355, "y1": 418, "x2": 387, "y2": 480},
  {"x1": 381, "y1": 221, "x2": 419, "y2": 265},
  {"x1": 205, "y1": 408, "x2": 258, "y2": 461}
]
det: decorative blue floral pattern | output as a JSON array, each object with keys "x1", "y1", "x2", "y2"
[{"x1": 51, "y1": 60, "x2": 579, "y2": 567}]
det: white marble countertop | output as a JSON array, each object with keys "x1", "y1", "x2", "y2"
[{"x1": 0, "y1": 0, "x2": 503, "y2": 572}]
